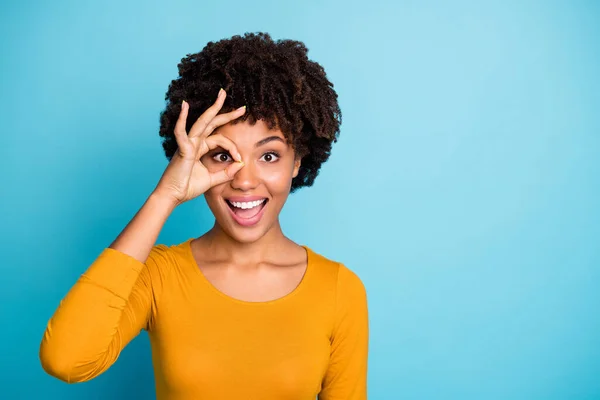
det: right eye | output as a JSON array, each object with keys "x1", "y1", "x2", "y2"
[{"x1": 212, "y1": 152, "x2": 233, "y2": 163}]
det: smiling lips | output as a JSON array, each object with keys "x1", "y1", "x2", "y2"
[{"x1": 225, "y1": 196, "x2": 269, "y2": 226}]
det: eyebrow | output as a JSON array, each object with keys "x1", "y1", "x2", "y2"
[{"x1": 255, "y1": 136, "x2": 286, "y2": 147}]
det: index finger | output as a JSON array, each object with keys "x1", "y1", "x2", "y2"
[{"x1": 200, "y1": 133, "x2": 243, "y2": 162}]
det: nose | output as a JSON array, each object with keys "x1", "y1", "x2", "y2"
[{"x1": 230, "y1": 160, "x2": 260, "y2": 191}]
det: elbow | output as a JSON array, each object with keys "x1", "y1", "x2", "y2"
[
  {"x1": 39, "y1": 334, "x2": 94, "y2": 384},
  {"x1": 39, "y1": 319, "x2": 119, "y2": 384},
  {"x1": 39, "y1": 342, "x2": 77, "y2": 383}
]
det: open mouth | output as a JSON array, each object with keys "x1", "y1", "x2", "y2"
[{"x1": 225, "y1": 198, "x2": 269, "y2": 226}]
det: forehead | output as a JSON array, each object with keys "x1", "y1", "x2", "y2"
[{"x1": 216, "y1": 119, "x2": 285, "y2": 145}]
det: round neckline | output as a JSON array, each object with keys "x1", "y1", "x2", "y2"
[{"x1": 182, "y1": 237, "x2": 313, "y2": 306}]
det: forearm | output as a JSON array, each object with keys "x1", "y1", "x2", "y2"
[{"x1": 109, "y1": 191, "x2": 177, "y2": 263}]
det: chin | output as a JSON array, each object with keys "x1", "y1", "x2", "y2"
[{"x1": 223, "y1": 223, "x2": 274, "y2": 244}]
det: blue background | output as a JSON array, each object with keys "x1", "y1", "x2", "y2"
[{"x1": 1, "y1": 0, "x2": 599, "y2": 399}]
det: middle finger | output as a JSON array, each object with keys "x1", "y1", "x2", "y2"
[
  {"x1": 196, "y1": 105, "x2": 247, "y2": 140},
  {"x1": 188, "y1": 88, "x2": 227, "y2": 139}
]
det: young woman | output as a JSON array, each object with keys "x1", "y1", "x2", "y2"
[{"x1": 40, "y1": 32, "x2": 369, "y2": 399}]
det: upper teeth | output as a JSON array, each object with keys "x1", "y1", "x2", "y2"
[{"x1": 230, "y1": 199, "x2": 266, "y2": 209}]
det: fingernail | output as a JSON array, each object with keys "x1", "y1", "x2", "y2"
[
  {"x1": 237, "y1": 153, "x2": 243, "y2": 161},
  {"x1": 237, "y1": 105, "x2": 246, "y2": 112},
  {"x1": 219, "y1": 88, "x2": 224, "y2": 96},
  {"x1": 182, "y1": 100, "x2": 186, "y2": 107},
  {"x1": 238, "y1": 160, "x2": 245, "y2": 166}
]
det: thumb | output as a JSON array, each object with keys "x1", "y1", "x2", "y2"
[{"x1": 209, "y1": 161, "x2": 244, "y2": 187}]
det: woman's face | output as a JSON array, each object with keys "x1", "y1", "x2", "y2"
[{"x1": 201, "y1": 119, "x2": 300, "y2": 244}]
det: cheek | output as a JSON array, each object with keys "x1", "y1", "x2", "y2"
[
  {"x1": 203, "y1": 186, "x2": 223, "y2": 209},
  {"x1": 262, "y1": 165, "x2": 294, "y2": 191}
]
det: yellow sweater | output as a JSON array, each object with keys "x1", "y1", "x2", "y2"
[{"x1": 40, "y1": 238, "x2": 369, "y2": 399}]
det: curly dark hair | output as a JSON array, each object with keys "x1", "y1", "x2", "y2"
[{"x1": 158, "y1": 32, "x2": 341, "y2": 192}]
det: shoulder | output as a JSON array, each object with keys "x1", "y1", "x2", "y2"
[
  {"x1": 307, "y1": 248, "x2": 368, "y2": 340},
  {"x1": 306, "y1": 247, "x2": 367, "y2": 299},
  {"x1": 146, "y1": 238, "x2": 193, "y2": 265},
  {"x1": 145, "y1": 242, "x2": 176, "y2": 267},
  {"x1": 336, "y1": 263, "x2": 367, "y2": 297},
  {"x1": 137, "y1": 240, "x2": 191, "y2": 283}
]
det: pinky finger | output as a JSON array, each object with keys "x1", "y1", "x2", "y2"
[{"x1": 209, "y1": 161, "x2": 245, "y2": 187}]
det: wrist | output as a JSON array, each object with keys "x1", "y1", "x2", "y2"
[{"x1": 148, "y1": 190, "x2": 180, "y2": 211}]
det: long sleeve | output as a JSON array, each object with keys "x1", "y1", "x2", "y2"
[
  {"x1": 319, "y1": 264, "x2": 369, "y2": 400},
  {"x1": 39, "y1": 244, "x2": 171, "y2": 383}
]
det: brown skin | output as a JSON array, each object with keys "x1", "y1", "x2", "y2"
[
  {"x1": 108, "y1": 88, "x2": 306, "y2": 301},
  {"x1": 190, "y1": 235, "x2": 308, "y2": 303},
  {"x1": 153, "y1": 90, "x2": 248, "y2": 206},
  {"x1": 202, "y1": 120, "x2": 300, "y2": 245},
  {"x1": 192, "y1": 120, "x2": 308, "y2": 302}
]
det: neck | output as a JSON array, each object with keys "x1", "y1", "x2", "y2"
[{"x1": 201, "y1": 219, "x2": 291, "y2": 265}]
